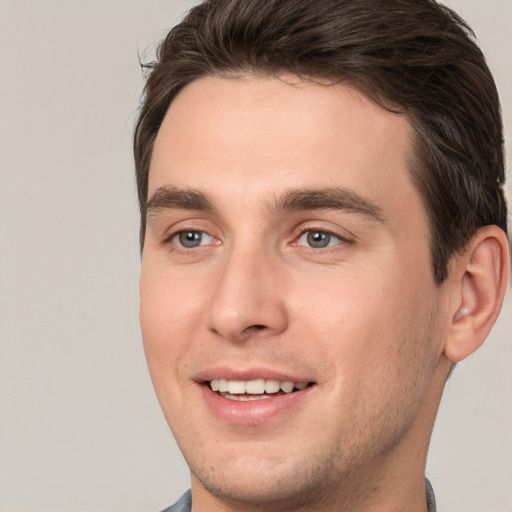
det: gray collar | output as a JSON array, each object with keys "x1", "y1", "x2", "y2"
[{"x1": 426, "y1": 478, "x2": 437, "y2": 512}]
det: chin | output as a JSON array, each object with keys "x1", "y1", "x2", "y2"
[
  {"x1": 194, "y1": 470, "x2": 324, "y2": 510},
  {"x1": 188, "y1": 443, "x2": 341, "y2": 510}
]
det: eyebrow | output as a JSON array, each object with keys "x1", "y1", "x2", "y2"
[
  {"x1": 146, "y1": 185, "x2": 385, "y2": 223},
  {"x1": 146, "y1": 186, "x2": 215, "y2": 218},
  {"x1": 272, "y1": 188, "x2": 386, "y2": 222}
]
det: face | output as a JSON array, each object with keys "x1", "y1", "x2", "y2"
[{"x1": 140, "y1": 76, "x2": 449, "y2": 509}]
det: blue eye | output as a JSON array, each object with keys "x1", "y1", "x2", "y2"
[
  {"x1": 173, "y1": 230, "x2": 213, "y2": 248},
  {"x1": 297, "y1": 230, "x2": 341, "y2": 249}
]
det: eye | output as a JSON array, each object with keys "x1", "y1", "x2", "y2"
[
  {"x1": 172, "y1": 230, "x2": 214, "y2": 248},
  {"x1": 296, "y1": 230, "x2": 342, "y2": 249}
]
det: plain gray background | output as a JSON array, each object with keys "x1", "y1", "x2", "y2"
[{"x1": 0, "y1": 1, "x2": 510, "y2": 511}]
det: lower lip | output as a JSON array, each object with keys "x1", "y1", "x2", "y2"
[{"x1": 198, "y1": 384, "x2": 314, "y2": 425}]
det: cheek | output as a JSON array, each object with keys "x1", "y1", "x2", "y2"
[
  {"x1": 139, "y1": 270, "x2": 203, "y2": 381},
  {"x1": 292, "y1": 264, "x2": 437, "y2": 383},
  {"x1": 139, "y1": 272, "x2": 202, "y2": 431},
  {"x1": 304, "y1": 277, "x2": 440, "y2": 448}
]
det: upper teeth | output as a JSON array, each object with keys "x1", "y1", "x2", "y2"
[{"x1": 209, "y1": 379, "x2": 308, "y2": 394}]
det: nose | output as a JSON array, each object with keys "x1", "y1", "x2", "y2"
[{"x1": 206, "y1": 245, "x2": 288, "y2": 342}]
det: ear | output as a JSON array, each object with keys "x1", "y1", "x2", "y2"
[{"x1": 443, "y1": 225, "x2": 510, "y2": 363}]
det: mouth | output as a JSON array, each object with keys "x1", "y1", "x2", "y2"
[
  {"x1": 206, "y1": 378, "x2": 313, "y2": 401},
  {"x1": 197, "y1": 373, "x2": 317, "y2": 424}
]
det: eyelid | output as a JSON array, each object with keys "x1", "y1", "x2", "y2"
[{"x1": 293, "y1": 221, "x2": 353, "y2": 241}]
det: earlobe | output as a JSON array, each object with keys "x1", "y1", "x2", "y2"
[{"x1": 443, "y1": 225, "x2": 510, "y2": 363}]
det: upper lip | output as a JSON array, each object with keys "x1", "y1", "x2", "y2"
[{"x1": 193, "y1": 366, "x2": 314, "y2": 384}]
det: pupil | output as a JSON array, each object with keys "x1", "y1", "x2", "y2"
[{"x1": 307, "y1": 231, "x2": 330, "y2": 248}]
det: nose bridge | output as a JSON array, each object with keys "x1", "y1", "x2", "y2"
[{"x1": 206, "y1": 237, "x2": 288, "y2": 341}]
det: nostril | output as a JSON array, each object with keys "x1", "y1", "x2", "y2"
[
  {"x1": 239, "y1": 324, "x2": 268, "y2": 337},
  {"x1": 241, "y1": 324, "x2": 267, "y2": 331}
]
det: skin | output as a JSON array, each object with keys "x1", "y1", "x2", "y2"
[{"x1": 139, "y1": 75, "x2": 506, "y2": 512}]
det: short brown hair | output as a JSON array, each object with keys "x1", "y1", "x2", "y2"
[{"x1": 134, "y1": 0, "x2": 508, "y2": 283}]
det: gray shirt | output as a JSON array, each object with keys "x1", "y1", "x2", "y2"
[{"x1": 159, "y1": 480, "x2": 437, "y2": 511}]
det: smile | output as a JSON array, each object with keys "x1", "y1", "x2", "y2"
[
  {"x1": 208, "y1": 378, "x2": 310, "y2": 401},
  {"x1": 197, "y1": 374, "x2": 316, "y2": 424}
]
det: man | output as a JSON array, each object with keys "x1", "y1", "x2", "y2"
[{"x1": 134, "y1": 0, "x2": 509, "y2": 511}]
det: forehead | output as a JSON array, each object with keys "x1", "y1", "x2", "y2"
[{"x1": 149, "y1": 75, "x2": 421, "y2": 226}]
